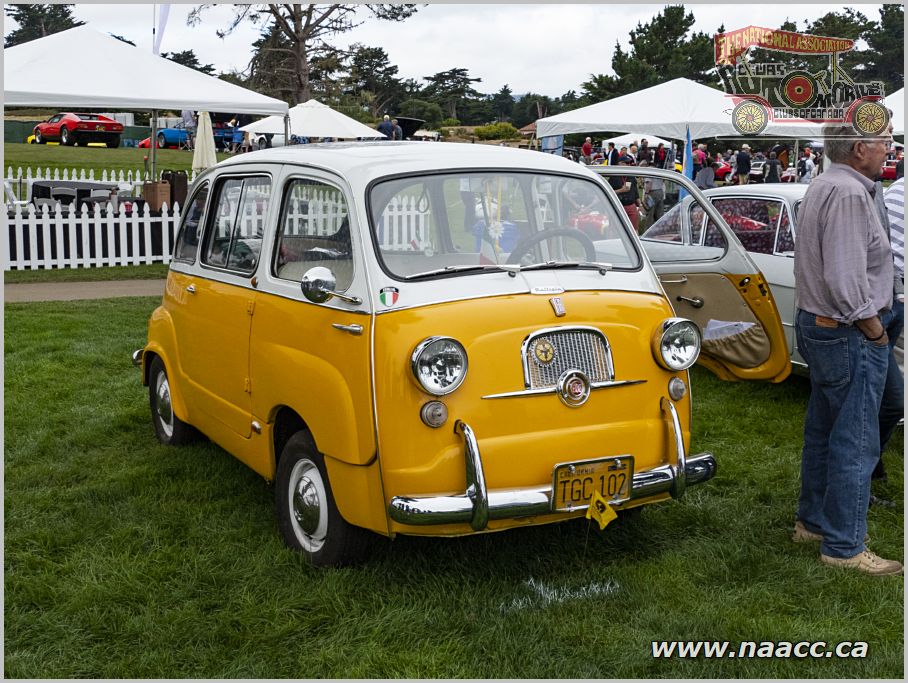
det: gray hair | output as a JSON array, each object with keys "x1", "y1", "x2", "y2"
[{"x1": 823, "y1": 124, "x2": 861, "y2": 163}]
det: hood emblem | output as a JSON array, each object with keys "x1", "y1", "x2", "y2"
[
  {"x1": 558, "y1": 369, "x2": 591, "y2": 408},
  {"x1": 550, "y1": 297, "x2": 566, "y2": 317},
  {"x1": 532, "y1": 339, "x2": 556, "y2": 366}
]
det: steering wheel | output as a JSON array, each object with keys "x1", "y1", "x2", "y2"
[{"x1": 505, "y1": 228, "x2": 597, "y2": 265}]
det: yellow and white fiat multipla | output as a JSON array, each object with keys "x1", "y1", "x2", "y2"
[{"x1": 134, "y1": 142, "x2": 789, "y2": 566}]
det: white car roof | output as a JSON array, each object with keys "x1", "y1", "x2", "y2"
[
  {"x1": 212, "y1": 141, "x2": 594, "y2": 186},
  {"x1": 701, "y1": 183, "x2": 808, "y2": 201}
]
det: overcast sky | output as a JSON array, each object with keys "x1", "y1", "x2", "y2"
[{"x1": 5, "y1": 2, "x2": 888, "y2": 97}]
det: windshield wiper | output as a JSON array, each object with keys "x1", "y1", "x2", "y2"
[
  {"x1": 402, "y1": 264, "x2": 521, "y2": 280},
  {"x1": 517, "y1": 261, "x2": 612, "y2": 274}
]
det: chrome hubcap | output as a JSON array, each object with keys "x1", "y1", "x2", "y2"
[
  {"x1": 154, "y1": 372, "x2": 174, "y2": 438},
  {"x1": 288, "y1": 459, "x2": 327, "y2": 552}
]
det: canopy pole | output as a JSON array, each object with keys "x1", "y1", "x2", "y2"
[
  {"x1": 284, "y1": 114, "x2": 290, "y2": 145},
  {"x1": 150, "y1": 109, "x2": 158, "y2": 182}
]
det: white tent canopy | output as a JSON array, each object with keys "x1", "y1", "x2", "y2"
[
  {"x1": 240, "y1": 100, "x2": 383, "y2": 139},
  {"x1": 602, "y1": 132, "x2": 671, "y2": 149},
  {"x1": 886, "y1": 87, "x2": 904, "y2": 136},
  {"x1": 536, "y1": 77, "x2": 852, "y2": 141},
  {"x1": 4, "y1": 26, "x2": 288, "y2": 115}
]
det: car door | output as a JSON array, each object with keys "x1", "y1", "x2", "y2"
[
  {"x1": 172, "y1": 171, "x2": 274, "y2": 438},
  {"x1": 705, "y1": 191, "x2": 802, "y2": 367},
  {"x1": 592, "y1": 166, "x2": 790, "y2": 383}
]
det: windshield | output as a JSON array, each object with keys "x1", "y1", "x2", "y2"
[{"x1": 369, "y1": 171, "x2": 640, "y2": 279}]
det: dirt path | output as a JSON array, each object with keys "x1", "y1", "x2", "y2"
[{"x1": 4, "y1": 279, "x2": 165, "y2": 303}]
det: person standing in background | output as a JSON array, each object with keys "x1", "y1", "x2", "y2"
[
  {"x1": 791, "y1": 123, "x2": 901, "y2": 576},
  {"x1": 735, "y1": 144, "x2": 751, "y2": 185},
  {"x1": 581, "y1": 137, "x2": 593, "y2": 164}
]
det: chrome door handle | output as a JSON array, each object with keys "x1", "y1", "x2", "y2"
[
  {"x1": 676, "y1": 295, "x2": 704, "y2": 308},
  {"x1": 186, "y1": 284, "x2": 196, "y2": 294},
  {"x1": 660, "y1": 274, "x2": 688, "y2": 284},
  {"x1": 332, "y1": 323, "x2": 363, "y2": 336}
]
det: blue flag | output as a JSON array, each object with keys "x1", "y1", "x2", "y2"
[{"x1": 683, "y1": 126, "x2": 694, "y2": 180}]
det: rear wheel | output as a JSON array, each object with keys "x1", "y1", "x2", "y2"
[
  {"x1": 275, "y1": 432, "x2": 372, "y2": 566},
  {"x1": 148, "y1": 356, "x2": 196, "y2": 445},
  {"x1": 60, "y1": 126, "x2": 74, "y2": 146},
  {"x1": 107, "y1": 135, "x2": 121, "y2": 149}
]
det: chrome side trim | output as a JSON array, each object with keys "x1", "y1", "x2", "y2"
[
  {"x1": 482, "y1": 379, "x2": 646, "y2": 400},
  {"x1": 661, "y1": 396, "x2": 687, "y2": 498}
]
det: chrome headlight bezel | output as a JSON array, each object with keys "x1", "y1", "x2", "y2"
[
  {"x1": 410, "y1": 336, "x2": 469, "y2": 396},
  {"x1": 652, "y1": 318, "x2": 701, "y2": 372}
]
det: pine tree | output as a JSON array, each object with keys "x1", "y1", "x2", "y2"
[{"x1": 4, "y1": 4, "x2": 84, "y2": 47}]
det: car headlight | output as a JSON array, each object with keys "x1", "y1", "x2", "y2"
[
  {"x1": 652, "y1": 318, "x2": 701, "y2": 371},
  {"x1": 411, "y1": 337, "x2": 468, "y2": 395}
]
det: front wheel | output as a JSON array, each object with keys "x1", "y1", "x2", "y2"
[
  {"x1": 148, "y1": 356, "x2": 196, "y2": 445},
  {"x1": 34, "y1": 130, "x2": 45, "y2": 144},
  {"x1": 157, "y1": 133, "x2": 167, "y2": 148},
  {"x1": 275, "y1": 432, "x2": 372, "y2": 566}
]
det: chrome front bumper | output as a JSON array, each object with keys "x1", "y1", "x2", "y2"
[{"x1": 388, "y1": 398, "x2": 716, "y2": 530}]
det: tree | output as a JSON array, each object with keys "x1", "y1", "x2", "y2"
[
  {"x1": 109, "y1": 34, "x2": 136, "y2": 46},
  {"x1": 422, "y1": 67, "x2": 482, "y2": 120},
  {"x1": 489, "y1": 85, "x2": 514, "y2": 122},
  {"x1": 511, "y1": 93, "x2": 556, "y2": 128},
  {"x1": 4, "y1": 3, "x2": 83, "y2": 47},
  {"x1": 580, "y1": 5, "x2": 716, "y2": 103},
  {"x1": 863, "y1": 4, "x2": 904, "y2": 93},
  {"x1": 345, "y1": 44, "x2": 405, "y2": 117},
  {"x1": 188, "y1": 4, "x2": 418, "y2": 105},
  {"x1": 162, "y1": 49, "x2": 217, "y2": 76},
  {"x1": 399, "y1": 98, "x2": 444, "y2": 128}
]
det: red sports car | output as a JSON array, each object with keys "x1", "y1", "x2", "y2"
[
  {"x1": 880, "y1": 159, "x2": 899, "y2": 181},
  {"x1": 33, "y1": 113, "x2": 123, "y2": 148}
]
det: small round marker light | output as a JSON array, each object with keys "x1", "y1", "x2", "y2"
[
  {"x1": 668, "y1": 377, "x2": 687, "y2": 401},
  {"x1": 420, "y1": 401, "x2": 448, "y2": 428}
]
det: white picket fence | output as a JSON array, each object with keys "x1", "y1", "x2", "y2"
[
  {"x1": 5, "y1": 202, "x2": 181, "y2": 270},
  {"x1": 5, "y1": 178, "x2": 430, "y2": 271},
  {"x1": 5, "y1": 165, "x2": 199, "y2": 203}
]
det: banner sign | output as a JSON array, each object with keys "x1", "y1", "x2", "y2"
[{"x1": 715, "y1": 26, "x2": 854, "y2": 65}]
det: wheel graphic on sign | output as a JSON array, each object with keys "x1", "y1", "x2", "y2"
[
  {"x1": 852, "y1": 100, "x2": 890, "y2": 137},
  {"x1": 732, "y1": 101, "x2": 769, "y2": 135},
  {"x1": 780, "y1": 70, "x2": 818, "y2": 108}
]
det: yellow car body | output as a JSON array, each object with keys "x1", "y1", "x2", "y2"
[{"x1": 136, "y1": 144, "x2": 787, "y2": 565}]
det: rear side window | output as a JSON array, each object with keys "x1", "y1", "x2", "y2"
[
  {"x1": 202, "y1": 176, "x2": 271, "y2": 274},
  {"x1": 173, "y1": 182, "x2": 209, "y2": 263}
]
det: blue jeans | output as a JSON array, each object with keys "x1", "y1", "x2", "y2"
[
  {"x1": 795, "y1": 309, "x2": 890, "y2": 558},
  {"x1": 879, "y1": 302, "x2": 904, "y2": 453}
]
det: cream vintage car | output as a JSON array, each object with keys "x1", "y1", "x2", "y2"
[{"x1": 134, "y1": 143, "x2": 789, "y2": 566}]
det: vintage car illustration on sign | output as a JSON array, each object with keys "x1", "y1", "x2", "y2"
[{"x1": 133, "y1": 143, "x2": 788, "y2": 565}]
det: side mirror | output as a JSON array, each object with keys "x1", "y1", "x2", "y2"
[{"x1": 300, "y1": 266, "x2": 362, "y2": 306}]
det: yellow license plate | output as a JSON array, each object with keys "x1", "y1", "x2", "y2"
[{"x1": 552, "y1": 455, "x2": 633, "y2": 511}]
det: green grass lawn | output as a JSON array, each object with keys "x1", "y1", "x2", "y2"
[
  {"x1": 4, "y1": 298, "x2": 903, "y2": 678},
  {"x1": 4, "y1": 263, "x2": 169, "y2": 284},
  {"x1": 4, "y1": 142, "x2": 232, "y2": 177}
]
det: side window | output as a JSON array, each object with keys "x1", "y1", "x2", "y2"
[
  {"x1": 173, "y1": 183, "x2": 209, "y2": 263},
  {"x1": 202, "y1": 176, "x2": 271, "y2": 274},
  {"x1": 710, "y1": 197, "x2": 785, "y2": 256},
  {"x1": 638, "y1": 176, "x2": 727, "y2": 260},
  {"x1": 274, "y1": 178, "x2": 353, "y2": 291},
  {"x1": 776, "y1": 206, "x2": 794, "y2": 254}
]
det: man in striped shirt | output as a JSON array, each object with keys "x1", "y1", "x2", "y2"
[{"x1": 875, "y1": 179, "x2": 905, "y2": 484}]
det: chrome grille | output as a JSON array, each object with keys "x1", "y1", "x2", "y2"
[{"x1": 523, "y1": 327, "x2": 615, "y2": 389}]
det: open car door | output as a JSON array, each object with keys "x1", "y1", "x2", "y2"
[{"x1": 591, "y1": 166, "x2": 790, "y2": 383}]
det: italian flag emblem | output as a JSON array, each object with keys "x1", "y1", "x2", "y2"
[{"x1": 379, "y1": 287, "x2": 399, "y2": 306}]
